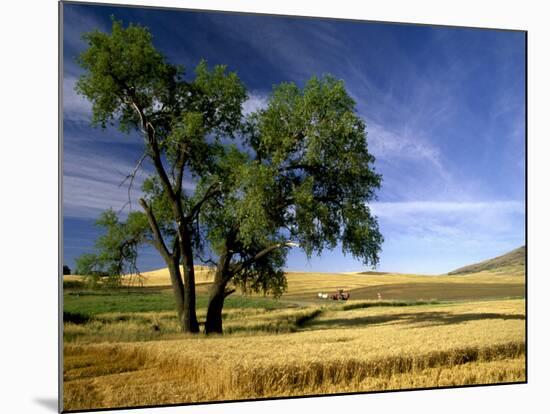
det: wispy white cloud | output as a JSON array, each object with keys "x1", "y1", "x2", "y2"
[
  {"x1": 370, "y1": 199, "x2": 524, "y2": 253},
  {"x1": 345, "y1": 47, "x2": 463, "y2": 203},
  {"x1": 63, "y1": 6, "x2": 109, "y2": 60},
  {"x1": 367, "y1": 121, "x2": 445, "y2": 172},
  {"x1": 63, "y1": 75, "x2": 93, "y2": 122},
  {"x1": 370, "y1": 200, "x2": 524, "y2": 217},
  {"x1": 63, "y1": 147, "x2": 196, "y2": 219},
  {"x1": 242, "y1": 92, "x2": 269, "y2": 115},
  {"x1": 63, "y1": 174, "x2": 138, "y2": 218},
  {"x1": 63, "y1": 150, "x2": 148, "y2": 218},
  {"x1": 203, "y1": 15, "x2": 347, "y2": 81}
]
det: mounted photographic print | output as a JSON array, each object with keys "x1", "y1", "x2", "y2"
[{"x1": 60, "y1": 1, "x2": 526, "y2": 411}]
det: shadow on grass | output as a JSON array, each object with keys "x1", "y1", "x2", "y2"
[{"x1": 306, "y1": 311, "x2": 525, "y2": 330}]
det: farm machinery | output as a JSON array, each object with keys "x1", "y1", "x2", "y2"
[{"x1": 318, "y1": 289, "x2": 350, "y2": 301}]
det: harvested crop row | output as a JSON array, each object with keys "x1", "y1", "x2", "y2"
[{"x1": 63, "y1": 342, "x2": 524, "y2": 410}]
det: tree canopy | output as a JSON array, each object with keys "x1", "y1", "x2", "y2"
[{"x1": 74, "y1": 18, "x2": 383, "y2": 333}]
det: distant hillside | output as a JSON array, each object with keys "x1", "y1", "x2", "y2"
[
  {"x1": 448, "y1": 246, "x2": 525, "y2": 275},
  {"x1": 66, "y1": 265, "x2": 216, "y2": 288},
  {"x1": 126, "y1": 265, "x2": 215, "y2": 286}
]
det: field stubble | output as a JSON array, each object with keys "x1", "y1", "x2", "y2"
[{"x1": 63, "y1": 299, "x2": 525, "y2": 410}]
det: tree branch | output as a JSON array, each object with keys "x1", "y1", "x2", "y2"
[
  {"x1": 139, "y1": 198, "x2": 171, "y2": 261},
  {"x1": 278, "y1": 163, "x2": 312, "y2": 173},
  {"x1": 119, "y1": 152, "x2": 148, "y2": 211},
  {"x1": 172, "y1": 234, "x2": 180, "y2": 259},
  {"x1": 132, "y1": 104, "x2": 188, "y2": 265},
  {"x1": 174, "y1": 147, "x2": 189, "y2": 197},
  {"x1": 195, "y1": 252, "x2": 218, "y2": 267},
  {"x1": 233, "y1": 241, "x2": 298, "y2": 274},
  {"x1": 187, "y1": 181, "x2": 221, "y2": 221},
  {"x1": 223, "y1": 288, "x2": 236, "y2": 298},
  {"x1": 124, "y1": 91, "x2": 179, "y2": 210}
]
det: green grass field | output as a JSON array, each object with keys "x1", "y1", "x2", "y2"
[{"x1": 64, "y1": 287, "x2": 289, "y2": 317}]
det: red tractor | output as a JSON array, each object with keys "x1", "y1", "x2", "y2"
[{"x1": 330, "y1": 289, "x2": 350, "y2": 301}]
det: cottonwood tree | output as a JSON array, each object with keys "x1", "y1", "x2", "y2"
[
  {"x1": 75, "y1": 19, "x2": 246, "y2": 333},
  {"x1": 200, "y1": 77, "x2": 383, "y2": 333},
  {"x1": 74, "y1": 19, "x2": 383, "y2": 335}
]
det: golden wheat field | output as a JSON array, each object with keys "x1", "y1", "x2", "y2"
[{"x1": 63, "y1": 261, "x2": 526, "y2": 412}]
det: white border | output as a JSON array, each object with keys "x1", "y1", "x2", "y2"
[{"x1": 2, "y1": 1, "x2": 548, "y2": 413}]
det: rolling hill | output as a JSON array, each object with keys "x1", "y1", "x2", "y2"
[
  {"x1": 447, "y1": 246, "x2": 525, "y2": 275},
  {"x1": 65, "y1": 247, "x2": 525, "y2": 301},
  {"x1": 123, "y1": 265, "x2": 215, "y2": 286}
]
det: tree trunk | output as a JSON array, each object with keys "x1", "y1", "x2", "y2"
[
  {"x1": 167, "y1": 260, "x2": 186, "y2": 331},
  {"x1": 180, "y1": 234, "x2": 200, "y2": 333},
  {"x1": 136, "y1": 109, "x2": 201, "y2": 334},
  {"x1": 205, "y1": 277, "x2": 227, "y2": 334},
  {"x1": 205, "y1": 249, "x2": 233, "y2": 334},
  {"x1": 139, "y1": 198, "x2": 194, "y2": 333}
]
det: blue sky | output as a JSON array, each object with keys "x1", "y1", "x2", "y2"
[{"x1": 62, "y1": 3, "x2": 526, "y2": 275}]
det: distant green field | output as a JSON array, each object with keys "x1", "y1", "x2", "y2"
[{"x1": 63, "y1": 288, "x2": 290, "y2": 318}]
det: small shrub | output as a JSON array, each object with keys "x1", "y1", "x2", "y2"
[
  {"x1": 64, "y1": 311, "x2": 91, "y2": 325},
  {"x1": 63, "y1": 280, "x2": 85, "y2": 289}
]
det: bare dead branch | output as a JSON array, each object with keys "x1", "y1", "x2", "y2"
[
  {"x1": 119, "y1": 152, "x2": 148, "y2": 210},
  {"x1": 195, "y1": 251, "x2": 218, "y2": 267}
]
